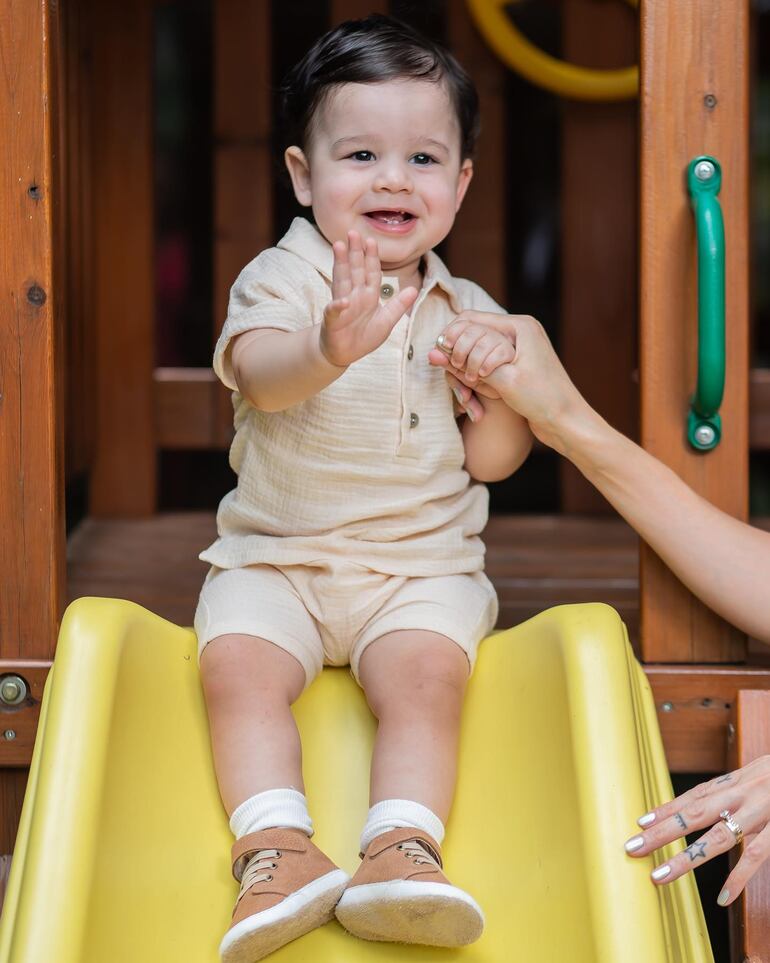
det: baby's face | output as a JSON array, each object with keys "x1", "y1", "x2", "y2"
[{"x1": 285, "y1": 79, "x2": 473, "y2": 284}]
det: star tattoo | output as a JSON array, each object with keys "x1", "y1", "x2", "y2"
[{"x1": 684, "y1": 840, "x2": 707, "y2": 861}]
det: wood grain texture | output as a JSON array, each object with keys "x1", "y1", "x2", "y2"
[
  {"x1": 561, "y1": 0, "x2": 638, "y2": 513},
  {"x1": 639, "y1": 0, "x2": 750, "y2": 663},
  {"x1": 154, "y1": 368, "x2": 233, "y2": 449},
  {"x1": 444, "y1": 0, "x2": 506, "y2": 306},
  {"x1": 88, "y1": 0, "x2": 156, "y2": 515},
  {"x1": 0, "y1": 770, "x2": 28, "y2": 854},
  {"x1": 646, "y1": 666, "x2": 770, "y2": 772},
  {"x1": 727, "y1": 691, "x2": 770, "y2": 962},
  {"x1": 0, "y1": 0, "x2": 66, "y2": 660}
]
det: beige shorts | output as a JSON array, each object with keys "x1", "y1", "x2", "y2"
[{"x1": 194, "y1": 561, "x2": 498, "y2": 688}]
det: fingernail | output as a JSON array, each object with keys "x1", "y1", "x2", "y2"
[
  {"x1": 638, "y1": 812, "x2": 656, "y2": 827},
  {"x1": 651, "y1": 865, "x2": 671, "y2": 882},
  {"x1": 452, "y1": 387, "x2": 464, "y2": 404},
  {"x1": 717, "y1": 889, "x2": 730, "y2": 906},
  {"x1": 624, "y1": 835, "x2": 645, "y2": 853},
  {"x1": 464, "y1": 406, "x2": 477, "y2": 423}
]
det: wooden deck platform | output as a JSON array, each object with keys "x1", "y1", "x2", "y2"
[{"x1": 67, "y1": 513, "x2": 642, "y2": 642}]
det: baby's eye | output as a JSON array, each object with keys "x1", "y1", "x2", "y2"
[
  {"x1": 411, "y1": 153, "x2": 437, "y2": 166},
  {"x1": 349, "y1": 150, "x2": 374, "y2": 162}
]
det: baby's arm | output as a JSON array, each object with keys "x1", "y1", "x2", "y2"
[
  {"x1": 428, "y1": 317, "x2": 532, "y2": 482},
  {"x1": 232, "y1": 231, "x2": 417, "y2": 412}
]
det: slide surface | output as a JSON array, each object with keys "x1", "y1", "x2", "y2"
[{"x1": 0, "y1": 599, "x2": 712, "y2": 962}]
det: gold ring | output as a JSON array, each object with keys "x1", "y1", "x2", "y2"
[{"x1": 719, "y1": 809, "x2": 744, "y2": 845}]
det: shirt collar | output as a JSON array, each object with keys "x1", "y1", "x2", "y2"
[{"x1": 277, "y1": 217, "x2": 463, "y2": 314}]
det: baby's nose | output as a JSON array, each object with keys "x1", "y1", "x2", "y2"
[{"x1": 374, "y1": 163, "x2": 413, "y2": 193}]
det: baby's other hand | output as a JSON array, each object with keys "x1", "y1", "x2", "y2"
[
  {"x1": 321, "y1": 230, "x2": 418, "y2": 367},
  {"x1": 427, "y1": 316, "x2": 515, "y2": 386}
]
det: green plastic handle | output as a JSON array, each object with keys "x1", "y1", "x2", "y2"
[{"x1": 686, "y1": 156, "x2": 725, "y2": 451}]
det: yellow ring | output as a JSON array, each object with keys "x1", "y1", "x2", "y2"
[{"x1": 466, "y1": 0, "x2": 638, "y2": 102}]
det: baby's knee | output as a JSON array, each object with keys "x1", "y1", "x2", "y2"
[{"x1": 365, "y1": 644, "x2": 469, "y2": 719}]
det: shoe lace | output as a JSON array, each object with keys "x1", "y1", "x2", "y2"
[
  {"x1": 237, "y1": 848, "x2": 281, "y2": 901},
  {"x1": 396, "y1": 839, "x2": 441, "y2": 869}
]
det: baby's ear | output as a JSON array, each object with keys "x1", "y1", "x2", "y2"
[
  {"x1": 455, "y1": 159, "x2": 473, "y2": 212},
  {"x1": 284, "y1": 146, "x2": 312, "y2": 207}
]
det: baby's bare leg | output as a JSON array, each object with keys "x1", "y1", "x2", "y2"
[
  {"x1": 200, "y1": 633, "x2": 306, "y2": 814},
  {"x1": 358, "y1": 629, "x2": 469, "y2": 822}
]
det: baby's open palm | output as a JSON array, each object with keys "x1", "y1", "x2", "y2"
[{"x1": 320, "y1": 231, "x2": 419, "y2": 367}]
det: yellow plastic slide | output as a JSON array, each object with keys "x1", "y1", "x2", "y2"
[{"x1": 0, "y1": 599, "x2": 712, "y2": 962}]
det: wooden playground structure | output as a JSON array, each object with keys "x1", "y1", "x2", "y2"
[{"x1": 1, "y1": 0, "x2": 770, "y2": 958}]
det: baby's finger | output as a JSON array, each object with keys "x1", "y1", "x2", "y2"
[
  {"x1": 717, "y1": 822, "x2": 770, "y2": 905},
  {"x1": 332, "y1": 240, "x2": 352, "y2": 299},
  {"x1": 448, "y1": 325, "x2": 485, "y2": 369},
  {"x1": 364, "y1": 237, "x2": 381, "y2": 290},
  {"x1": 648, "y1": 815, "x2": 747, "y2": 887},
  {"x1": 478, "y1": 342, "x2": 516, "y2": 379},
  {"x1": 347, "y1": 230, "x2": 366, "y2": 289},
  {"x1": 323, "y1": 297, "x2": 351, "y2": 324}
]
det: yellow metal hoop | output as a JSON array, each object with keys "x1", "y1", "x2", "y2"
[{"x1": 466, "y1": 0, "x2": 639, "y2": 102}]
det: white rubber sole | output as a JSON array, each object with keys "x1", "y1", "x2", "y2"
[
  {"x1": 335, "y1": 880, "x2": 485, "y2": 947},
  {"x1": 220, "y1": 869, "x2": 349, "y2": 963}
]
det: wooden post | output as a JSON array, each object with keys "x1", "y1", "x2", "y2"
[
  {"x1": 727, "y1": 690, "x2": 770, "y2": 961},
  {"x1": 88, "y1": 0, "x2": 156, "y2": 516},
  {"x1": 0, "y1": 0, "x2": 65, "y2": 847},
  {"x1": 639, "y1": 0, "x2": 749, "y2": 663},
  {"x1": 444, "y1": 0, "x2": 506, "y2": 305},
  {"x1": 561, "y1": 0, "x2": 638, "y2": 514}
]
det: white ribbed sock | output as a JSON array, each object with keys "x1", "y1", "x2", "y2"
[
  {"x1": 359, "y1": 798, "x2": 445, "y2": 853},
  {"x1": 229, "y1": 788, "x2": 314, "y2": 839}
]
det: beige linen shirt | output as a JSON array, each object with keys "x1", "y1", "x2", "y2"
[{"x1": 200, "y1": 217, "x2": 505, "y2": 577}]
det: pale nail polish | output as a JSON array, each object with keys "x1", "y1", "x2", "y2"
[
  {"x1": 717, "y1": 889, "x2": 730, "y2": 906},
  {"x1": 624, "y1": 835, "x2": 645, "y2": 853},
  {"x1": 638, "y1": 812, "x2": 656, "y2": 827},
  {"x1": 464, "y1": 406, "x2": 477, "y2": 423},
  {"x1": 452, "y1": 388, "x2": 464, "y2": 404},
  {"x1": 651, "y1": 865, "x2": 671, "y2": 882}
]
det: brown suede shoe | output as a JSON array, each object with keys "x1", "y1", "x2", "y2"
[
  {"x1": 335, "y1": 828, "x2": 484, "y2": 947},
  {"x1": 219, "y1": 828, "x2": 349, "y2": 963}
]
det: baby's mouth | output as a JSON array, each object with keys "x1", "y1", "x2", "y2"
[{"x1": 365, "y1": 210, "x2": 414, "y2": 225}]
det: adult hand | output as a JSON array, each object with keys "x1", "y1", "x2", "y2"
[
  {"x1": 624, "y1": 756, "x2": 770, "y2": 905},
  {"x1": 428, "y1": 312, "x2": 590, "y2": 453}
]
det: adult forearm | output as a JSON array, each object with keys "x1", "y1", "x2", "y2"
[
  {"x1": 462, "y1": 399, "x2": 532, "y2": 482},
  {"x1": 231, "y1": 326, "x2": 346, "y2": 412},
  {"x1": 557, "y1": 408, "x2": 770, "y2": 644}
]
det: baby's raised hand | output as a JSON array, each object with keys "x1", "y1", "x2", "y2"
[
  {"x1": 320, "y1": 230, "x2": 418, "y2": 367},
  {"x1": 428, "y1": 316, "x2": 515, "y2": 387}
]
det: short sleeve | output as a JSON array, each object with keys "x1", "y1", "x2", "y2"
[{"x1": 213, "y1": 247, "x2": 322, "y2": 390}]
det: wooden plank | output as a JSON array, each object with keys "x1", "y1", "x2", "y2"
[
  {"x1": 89, "y1": 0, "x2": 156, "y2": 516},
  {"x1": 0, "y1": 0, "x2": 66, "y2": 662},
  {"x1": 750, "y1": 368, "x2": 770, "y2": 449},
  {"x1": 214, "y1": 0, "x2": 272, "y2": 144},
  {"x1": 0, "y1": 770, "x2": 28, "y2": 855},
  {"x1": 727, "y1": 691, "x2": 770, "y2": 963},
  {"x1": 0, "y1": 663, "x2": 51, "y2": 767},
  {"x1": 444, "y1": 0, "x2": 507, "y2": 305},
  {"x1": 154, "y1": 368, "x2": 232, "y2": 450},
  {"x1": 646, "y1": 666, "x2": 770, "y2": 773},
  {"x1": 560, "y1": 0, "x2": 638, "y2": 513},
  {"x1": 639, "y1": 0, "x2": 750, "y2": 663},
  {"x1": 331, "y1": 1, "x2": 388, "y2": 23}
]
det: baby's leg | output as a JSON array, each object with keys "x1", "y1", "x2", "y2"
[
  {"x1": 335, "y1": 631, "x2": 483, "y2": 947},
  {"x1": 358, "y1": 629, "x2": 469, "y2": 822},
  {"x1": 200, "y1": 633, "x2": 305, "y2": 813}
]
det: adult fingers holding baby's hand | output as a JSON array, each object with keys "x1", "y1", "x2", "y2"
[{"x1": 624, "y1": 755, "x2": 770, "y2": 904}]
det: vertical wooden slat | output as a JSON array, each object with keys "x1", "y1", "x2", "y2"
[
  {"x1": 213, "y1": 0, "x2": 273, "y2": 440},
  {"x1": 89, "y1": 0, "x2": 156, "y2": 516},
  {"x1": 444, "y1": 0, "x2": 506, "y2": 305},
  {"x1": 639, "y1": 0, "x2": 749, "y2": 662},
  {"x1": 727, "y1": 690, "x2": 770, "y2": 962},
  {"x1": 330, "y1": 1, "x2": 388, "y2": 24},
  {"x1": 560, "y1": 0, "x2": 638, "y2": 514},
  {"x1": 0, "y1": 0, "x2": 66, "y2": 661}
]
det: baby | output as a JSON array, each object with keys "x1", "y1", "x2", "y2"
[{"x1": 195, "y1": 15, "x2": 532, "y2": 962}]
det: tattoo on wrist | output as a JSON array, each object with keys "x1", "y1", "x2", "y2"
[
  {"x1": 675, "y1": 813, "x2": 688, "y2": 830},
  {"x1": 684, "y1": 840, "x2": 707, "y2": 861}
]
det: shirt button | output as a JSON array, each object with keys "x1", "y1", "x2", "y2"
[
  {"x1": 407, "y1": 345, "x2": 414, "y2": 361},
  {"x1": 409, "y1": 412, "x2": 419, "y2": 428},
  {"x1": 380, "y1": 283, "x2": 395, "y2": 299}
]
